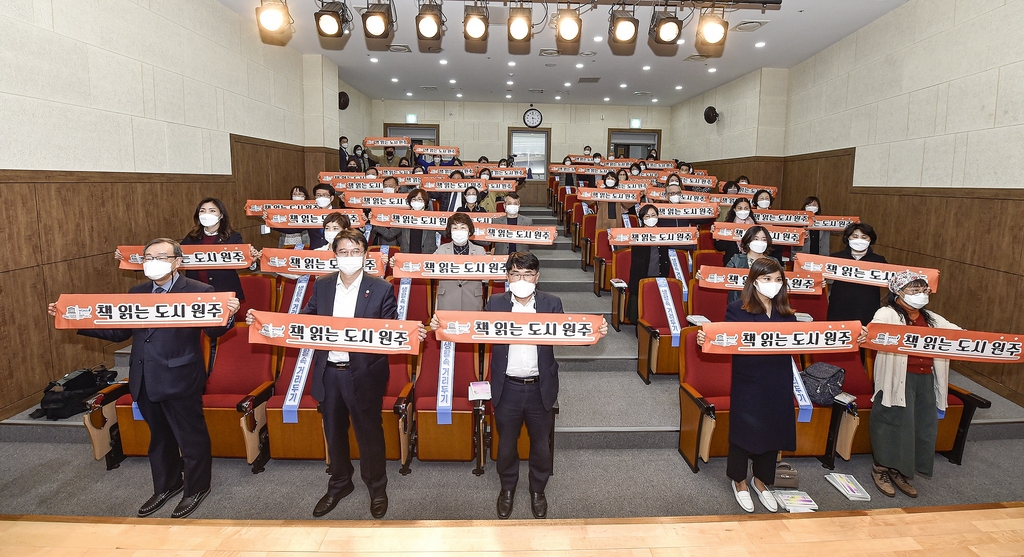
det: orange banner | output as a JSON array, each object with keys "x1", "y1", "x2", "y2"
[
  {"x1": 726, "y1": 184, "x2": 779, "y2": 197},
  {"x1": 118, "y1": 245, "x2": 253, "y2": 270},
  {"x1": 575, "y1": 187, "x2": 642, "y2": 204},
  {"x1": 602, "y1": 159, "x2": 639, "y2": 168},
  {"x1": 792, "y1": 253, "x2": 941, "y2": 292},
  {"x1": 341, "y1": 192, "x2": 409, "y2": 208},
  {"x1": 368, "y1": 209, "x2": 504, "y2": 230},
  {"x1": 245, "y1": 200, "x2": 318, "y2": 216},
  {"x1": 434, "y1": 310, "x2": 602, "y2": 345},
  {"x1": 470, "y1": 164, "x2": 527, "y2": 179},
  {"x1": 413, "y1": 145, "x2": 459, "y2": 156},
  {"x1": 865, "y1": 324, "x2": 1023, "y2": 363},
  {"x1": 418, "y1": 176, "x2": 486, "y2": 192},
  {"x1": 700, "y1": 321, "x2": 861, "y2": 354},
  {"x1": 607, "y1": 227, "x2": 698, "y2": 246},
  {"x1": 643, "y1": 160, "x2": 677, "y2": 170},
  {"x1": 248, "y1": 311, "x2": 420, "y2": 354},
  {"x1": 807, "y1": 215, "x2": 861, "y2": 231},
  {"x1": 397, "y1": 174, "x2": 423, "y2": 187},
  {"x1": 548, "y1": 164, "x2": 610, "y2": 176},
  {"x1": 318, "y1": 172, "x2": 363, "y2": 184},
  {"x1": 375, "y1": 167, "x2": 414, "y2": 177},
  {"x1": 264, "y1": 208, "x2": 366, "y2": 229},
  {"x1": 260, "y1": 248, "x2": 385, "y2": 276},
  {"x1": 427, "y1": 165, "x2": 474, "y2": 176},
  {"x1": 566, "y1": 155, "x2": 596, "y2": 164},
  {"x1": 392, "y1": 254, "x2": 508, "y2": 280},
  {"x1": 697, "y1": 265, "x2": 823, "y2": 295},
  {"x1": 710, "y1": 222, "x2": 807, "y2": 246},
  {"x1": 363, "y1": 136, "x2": 411, "y2": 147},
  {"x1": 471, "y1": 224, "x2": 557, "y2": 245},
  {"x1": 655, "y1": 203, "x2": 719, "y2": 219},
  {"x1": 646, "y1": 188, "x2": 709, "y2": 203},
  {"x1": 616, "y1": 179, "x2": 651, "y2": 191},
  {"x1": 53, "y1": 292, "x2": 234, "y2": 329},
  {"x1": 663, "y1": 174, "x2": 717, "y2": 190},
  {"x1": 707, "y1": 193, "x2": 750, "y2": 205},
  {"x1": 752, "y1": 209, "x2": 814, "y2": 227},
  {"x1": 328, "y1": 177, "x2": 385, "y2": 191}
]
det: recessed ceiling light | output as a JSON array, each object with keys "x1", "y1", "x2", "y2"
[
  {"x1": 505, "y1": 94, "x2": 512, "y2": 98},
  {"x1": 564, "y1": 82, "x2": 570, "y2": 87},
  {"x1": 675, "y1": 85, "x2": 682, "y2": 89},
  {"x1": 620, "y1": 83, "x2": 627, "y2": 88},
  {"x1": 391, "y1": 77, "x2": 398, "y2": 82},
  {"x1": 755, "y1": 42, "x2": 766, "y2": 48},
  {"x1": 406, "y1": 92, "x2": 412, "y2": 96},
  {"x1": 370, "y1": 57, "x2": 379, "y2": 63},
  {"x1": 652, "y1": 98, "x2": 658, "y2": 102},
  {"x1": 457, "y1": 93, "x2": 463, "y2": 97},
  {"x1": 439, "y1": 59, "x2": 448, "y2": 65},
  {"x1": 575, "y1": 63, "x2": 584, "y2": 68},
  {"x1": 507, "y1": 80, "x2": 513, "y2": 85},
  {"x1": 555, "y1": 95, "x2": 561, "y2": 100},
  {"x1": 676, "y1": 38, "x2": 685, "y2": 44},
  {"x1": 449, "y1": 79, "x2": 456, "y2": 84},
  {"x1": 708, "y1": 67, "x2": 717, "y2": 73},
  {"x1": 603, "y1": 97, "x2": 610, "y2": 101},
  {"x1": 642, "y1": 65, "x2": 651, "y2": 70},
  {"x1": 593, "y1": 36, "x2": 603, "y2": 42},
  {"x1": 508, "y1": 61, "x2": 516, "y2": 66}
]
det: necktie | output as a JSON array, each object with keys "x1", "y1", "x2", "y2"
[{"x1": 154, "y1": 287, "x2": 165, "y2": 294}]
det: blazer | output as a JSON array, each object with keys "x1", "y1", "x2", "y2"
[
  {"x1": 826, "y1": 248, "x2": 888, "y2": 325},
  {"x1": 490, "y1": 214, "x2": 533, "y2": 255},
  {"x1": 372, "y1": 225, "x2": 438, "y2": 254},
  {"x1": 797, "y1": 229, "x2": 831, "y2": 256},
  {"x1": 486, "y1": 290, "x2": 563, "y2": 411},
  {"x1": 433, "y1": 241, "x2": 486, "y2": 311},
  {"x1": 300, "y1": 272, "x2": 398, "y2": 403},
  {"x1": 181, "y1": 231, "x2": 246, "y2": 301},
  {"x1": 77, "y1": 276, "x2": 232, "y2": 403}
]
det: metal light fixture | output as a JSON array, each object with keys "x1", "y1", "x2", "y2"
[
  {"x1": 556, "y1": 8, "x2": 581, "y2": 43},
  {"x1": 696, "y1": 11, "x2": 727, "y2": 46},
  {"x1": 464, "y1": 4, "x2": 489, "y2": 40},
  {"x1": 508, "y1": 6, "x2": 532, "y2": 42},
  {"x1": 256, "y1": 0, "x2": 291, "y2": 33},
  {"x1": 649, "y1": 10, "x2": 681, "y2": 44},
  {"x1": 315, "y1": 1, "x2": 351, "y2": 37},
  {"x1": 416, "y1": 2, "x2": 444, "y2": 40},
  {"x1": 362, "y1": 2, "x2": 394, "y2": 38},
  {"x1": 608, "y1": 8, "x2": 638, "y2": 44}
]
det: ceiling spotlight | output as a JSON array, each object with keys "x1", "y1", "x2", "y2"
[
  {"x1": 507, "y1": 80, "x2": 514, "y2": 85},
  {"x1": 642, "y1": 65, "x2": 650, "y2": 70},
  {"x1": 555, "y1": 95, "x2": 562, "y2": 100},
  {"x1": 416, "y1": 2, "x2": 444, "y2": 41},
  {"x1": 708, "y1": 67, "x2": 717, "y2": 72},
  {"x1": 449, "y1": 79, "x2": 456, "y2": 83},
  {"x1": 575, "y1": 63, "x2": 584, "y2": 68},
  {"x1": 649, "y1": 10, "x2": 681, "y2": 44},
  {"x1": 508, "y1": 61, "x2": 516, "y2": 66},
  {"x1": 652, "y1": 98, "x2": 658, "y2": 103},
  {"x1": 315, "y1": 1, "x2": 350, "y2": 37},
  {"x1": 362, "y1": 3, "x2": 394, "y2": 38},
  {"x1": 439, "y1": 59, "x2": 448, "y2": 64},
  {"x1": 463, "y1": 4, "x2": 489, "y2": 40},
  {"x1": 556, "y1": 8, "x2": 582, "y2": 43},
  {"x1": 508, "y1": 6, "x2": 532, "y2": 42},
  {"x1": 593, "y1": 35, "x2": 603, "y2": 42},
  {"x1": 608, "y1": 9, "x2": 638, "y2": 44},
  {"x1": 603, "y1": 97, "x2": 610, "y2": 101},
  {"x1": 696, "y1": 12, "x2": 727, "y2": 46},
  {"x1": 564, "y1": 82, "x2": 571, "y2": 87},
  {"x1": 675, "y1": 85, "x2": 682, "y2": 89},
  {"x1": 391, "y1": 77, "x2": 398, "y2": 82},
  {"x1": 370, "y1": 57, "x2": 378, "y2": 62},
  {"x1": 506, "y1": 94, "x2": 512, "y2": 98},
  {"x1": 406, "y1": 92, "x2": 413, "y2": 96},
  {"x1": 457, "y1": 93, "x2": 463, "y2": 97},
  {"x1": 755, "y1": 41, "x2": 766, "y2": 48},
  {"x1": 620, "y1": 83, "x2": 626, "y2": 88},
  {"x1": 676, "y1": 38, "x2": 685, "y2": 45},
  {"x1": 256, "y1": 0, "x2": 291, "y2": 33}
]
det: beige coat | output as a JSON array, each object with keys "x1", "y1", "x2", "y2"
[
  {"x1": 870, "y1": 305, "x2": 959, "y2": 411},
  {"x1": 433, "y1": 241, "x2": 486, "y2": 311}
]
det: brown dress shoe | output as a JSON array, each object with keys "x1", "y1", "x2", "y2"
[
  {"x1": 890, "y1": 470, "x2": 918, "y2": 498},
  {"x1": 872, "y1": 463, "x2": 895, "y2": 497}
]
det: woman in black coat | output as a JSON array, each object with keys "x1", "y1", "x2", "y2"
[
  {"x1": 698, "y1": 257, "x2": 796, "y2": 513},
  {"x1": 626, "y1": 204, "x2": 675, "y2": 323},
  {"x1": 180, "y1": 197, "x2": 246, "y2": 301},
  {"x1": 825, "y1": 223, "x2": 887, "y2": 325}
]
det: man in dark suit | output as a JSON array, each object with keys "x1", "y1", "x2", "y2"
[
  {"x1": 48, "y1": 238, "x2": 239, "y2": 518},
  {"x1": 485, "y1": 252, "x2": 607, "y2": 519},
  {"x1": 339, "y1": 136, "x2": 350, "y2": 169},
  {"x1": 248, "y1": 229, "x2": 425, "y2": 518}
]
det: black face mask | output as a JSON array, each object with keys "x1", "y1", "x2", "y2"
[{"x1": 386, "y1": 151, "x2": 395, "y2": 158}]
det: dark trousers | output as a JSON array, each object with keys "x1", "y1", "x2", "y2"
[
  {"x1": 493, "y1": 381, "x2": 555, "y2": 493},
  {"x1": 870, "y1": 372, "x2": 938, "y2": 479},
  {"x1": 726, "y1": 442, "x2": 776, "y2": 485},
  {"x1": 135, "y1": 378, "x2": 212, "y2": 497},
  {"x1": 321, "y1": 364, "x2": 388, "y2": 498}
]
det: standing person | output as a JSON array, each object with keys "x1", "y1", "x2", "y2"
[
  {"x1": 864, "y1": 272, "x2": 959, "y2": 498},
  {"x1": 339, "y1": 136, "x2": 350, "y2": 169},
  {"x1": 825, "y1": 223, "x2": 887, "y2": 325},
  {"x1": 180, "y1": 197, "x2": 248, "y2": 302},
  {"x1": 797, "y1": 196, "x2": 830, "y2": 256},
  {"x1": 309, "y1": 184, "x2": 338, "y2": 249},
  {"x1": 50, "y1": 239, "x2": 239, "y2": 518},
  {"x1": 696, "y1": 258, "x2": 796, "y2": 513},
  {"x1": 491, "y1": 193, "x2": 533, "y2": 256},
  {"x1": 248, "y1": 230, "x2": 425, "y2": 518},
  {"x1": 381, "y1": 146, "x2": 400, "y2": 167},
  {"x1": 373, "y1": 188, "x2": 438, "y2": 254},
  {"x1": 350, "y1": 145, "x2": 366, "y2": 171},
  {"x1": 752, "y1": 189, "x2": 774, "y2": 210},
  {"x1": 279, "y1": 186, "x2": 312, "y2": 248},
  {"x1": 432, "y1": 213, "x2": 486, "y2": 311}
]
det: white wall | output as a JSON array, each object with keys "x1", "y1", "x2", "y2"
[
  {"x1": 785, "y1": 0, "x2": 1024, "y2": 188},
  {"x1": 337, "y1": 75, "x2": 373, "y2": 145},
  {"x1": 0, "y1": 0, "x2": 335, "y2": 174}
]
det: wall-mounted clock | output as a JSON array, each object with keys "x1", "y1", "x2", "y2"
[{"x1": 523, "y1": 107, "x2": 543, "y2": 128}]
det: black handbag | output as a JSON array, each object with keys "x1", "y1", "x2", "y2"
[
  {"x1": 801, "y1": 362, "x2": 845, "y2": 406},
  {"x1": 30, "y1": 365, "x2": 118, "y2": 420}
]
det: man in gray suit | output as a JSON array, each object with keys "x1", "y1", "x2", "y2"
[{"x1": 491, "y1": 193, "x2": 533, "y2": 256}]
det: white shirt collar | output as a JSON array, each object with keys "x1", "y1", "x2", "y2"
[{"x1": 337, "y1": 271, "x2": 364, "y2": 293}]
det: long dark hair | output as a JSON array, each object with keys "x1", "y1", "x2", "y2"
[
  {"x1": 740, "y1": 257, "x2": 795, "y2": 316},
  {"x1": 187, "y1": 197, "x2": 235, "y2": 242},
  {"x1": 724, "y1": 197, "x2": 755, "y2": 222},
  {"x1": 740, "y1": 225, "x2": 772, "y2": 255},
  {"x1": 883, "y1": 279, "x2": 936, "y2": 326}
]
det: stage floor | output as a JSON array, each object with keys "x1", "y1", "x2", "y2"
[{"x1": 3, "y1": 503, "x2": 1023, "y2": 556}]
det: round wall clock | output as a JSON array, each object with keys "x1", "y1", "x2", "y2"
[{"x1": 523, "y1": 107, "x2": 543, "y2": 128}]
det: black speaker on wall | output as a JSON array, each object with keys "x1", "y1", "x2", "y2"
[
  {"x1": 704, "y1": 106, "x2": 720, "y2": 124},
  {"x1": 339, "y1": 91, "x2": 350, "y2": 110}
]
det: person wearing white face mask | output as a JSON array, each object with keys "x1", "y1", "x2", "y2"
[
  {"x1": 862, "y1": 271, "x2": 960, "y2": 499},
  {"x1": 796, "y1": 195, "x2": 831, "y2": 256},
  {"x1": 721, "y1": 226, "x2": 784, "y2": 305},
  {"x1": 826, "y1": 223, "x2": 889, "y2": 326},
  {"x1": 339, "y1": 135, "x2": 350, "y2": 169},
  {"x1": 714, "y1": 198, "x2": 758, "y2": 265},
  {"x1": 372, "y1": 188, "x2": 438, "y2": 255},
  {"x1": 753, "y1": 189, "x2": 773, "y2": 210},
  {"x1": 306, "y1": 184, "x2": 340, "y2": 249},
  {"x1": 456, "y1": 186, "x2": 486, "y2": 213},
  {"x1": 491, "y1": 193, "x2": 533, "y2": 256},
  {"x1": 432, "y1": 213, "x2": 487, "y2": 311},
  {"x1": 51, "y1": 238, "x2": 240, "y2": 519},
  {"x1": 275, "y1": 213, "x2": 353, "y2": 280},
  {"x1": 279, "y1": 186, "x2": 313, "y2": 248},
  {"x1": 180, "y1": 197, "x2": 248, "y2": 303},
  {"x1": 625, "y1": 204, "x2": 678, "y2": 323},
  {"x1": 695, "y1": 257, "x2": 798, "y2": 514}
]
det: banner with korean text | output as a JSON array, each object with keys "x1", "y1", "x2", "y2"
[
  {"x1": 654, "y1": 203, "x2": 719, "y2": 219},
  {"x1": 392, "y1": 254, "x2": 507, "y2": 280},
  {"x1": 260, "y1": 248, "x2": 386, "y2": 276},
  {"x1": 434, "y1": 311, "x2": 602, "y2": 345},
  {"x1": 697, "y1": 266, "x2": 823, "y2": 295},
  {"x1": 807, "y1": 216, "x2": 861, "y2": 231},
  {"x1": 248, "y1": 311, "x2": 420, "y2": 354},
  {"x1": 792, "y1": 253, "x2": 941, "y2": 292},
  {"x1": 118, "y1": 245, "x2": 253, "y2": 270},
  {"x1": 710, "y1": 222, "x2": 807, "y2": 246},
  {"x1": 245, "y1": 200, "x2": 318, "y2": 216},
  {"x1": 363, "y1": 136, "x2": 411, "y2": 147},
  {"x1": 413, "y1": 145, "x2": 459, "y2": 156},
  {"x1": 752, "y1": 209, "x2": 814, "y2": 227},
  {"x1": 368, "y1": 209, "x2": 505, "y2": 230},
  {"x1": 264, "y1": 208, "x2": 366, "y2": 229},
  {"x1": 471, "y1": 224, "x2": 557, "y2": 245},
  {"x1": 606, "y1": 227, "x2": 698, "y2": 246},
  {"x1": 53, "y1": 293, "x2": 234, "y2": 329},
  {"x1": 700, "y1": 321, "x2": 862, "y2": 354},
  {"x1": 341, "y1": 192, "x2": 409, "y2": 208},
  {"x1": 575, "y1": 187, "x2": 642, "y2": 204},
  {"x1": 865, "y1": 324, "x2": 1022, "y2": 363}
]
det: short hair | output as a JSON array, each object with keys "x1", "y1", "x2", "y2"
[
  {"x1": 736, "y1": 175, "x2": 750, "y2": 183},
  {"x1": 477, "y1": 156, "x2": 489, "y2": 163},
  {"x1": 740, "y1": 225, "x2": 771, "y2": 254},
  {"x1": 592, "y1": 152, "x2": 603, "y2": 159},
  {"x1": 290, "y1": 185, "x2": 311, "y2": 199},
  {"x1": 722, "y1": 180, "x2": 739, "y2": 193},
  {"x1": 331, "y1": 228, "x2": 368, "y2": 253},
  {"x1": 753, "y1": 189, "x2": 773, "y2": 205},
  {"x1": 724, "y1": 197, "x2": 755, "y2": 221},
  {"x1": 463, "y1": 186, "x2": 479, "y2": 197},
  {"x1": 504, "y1": 192, "x2": 520, "y2": 202},
  {"x1": 665, "y1": 174, "x2": 682, "y2": 188},
  {"x1": 629, "y1": 163, "x2": 642, "y2": 174},
  {"x1": 802, "y1": 196, "x2": 822, "y2": 210},
  {"x1": 313, "y1": 183, "x2": 335, "y2": 197},
  {"x1": 365, "y1": 168, "x2": 378, "y2": 176},
  {"x1": 638, "y1": 203, "x2": 659, "y2": 221},
  {"x1": 446, "y1": 212, "x2": 475, "y2": 236},
  {"x1": 340, "y1": 136, "x2": 348, "y2": 141},
  {"x1": 583, "y1": 145, "x2": 592, "y2": 150},
  {"x1": 506, "y1": 251, "x2": 540, "y2": 272},
  {"x1": 407, "y1": 188, "x2": 429, "y2": 204},
  {"x1": 322, "y1": 212, "x2": 351, "y2": 230},
  {"x1": 449, "y1": 170, "x2": 465, "y2": 179},
  {"x1": 144, "y1": 238, "x2": 183, "y2": 258},
  {"x1": 843, "y1": 222, "x2": 877, "y2": 245},
  {"x1": 740, "y1": 257, "x2": 795, "y2": 316},
  {"x1": 382, "y1": 176, "x2": 399, "y2": 188},
  {"x1": 603, "y1": 170, "x2": 617, "y2": 185}
]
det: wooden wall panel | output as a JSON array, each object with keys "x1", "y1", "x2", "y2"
[
  {"x1": 0, "y1": 266, "x2": 53, "y2": 418},
  {"x1": 35, "y1": 182, "x2": 141, "y2": 264},
  {"x1": 0, "y1": 183, "x2": 42, "y2": 272}
]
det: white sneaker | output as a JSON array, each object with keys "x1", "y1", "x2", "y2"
[
  {"x1": 751, "y1": 481, "x2": 778, "y2": 512},
  {"x1": 732, "y1": 480, "x2": 754, "y2": 513}
]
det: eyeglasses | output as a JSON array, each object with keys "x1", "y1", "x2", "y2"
[
  {"x1": 335, "y1": 250, "x2": 365, "y2": 257},
  {"x1": 143, "y1": 255, "x2": 177, "y2": 262},
  {"x1": 903, "y1": 286, "x2": 930, "y2": 294},
  {"x1": 508, "y1": 272, "x2": 538, "y2": 280}
]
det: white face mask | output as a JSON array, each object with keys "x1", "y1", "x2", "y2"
[
  {"x1": 480, "y1": 173, "x2": 490, "y2": 180},
  {"x1": 805, "y1": 205, "x2": 819, "y2": 214},
  {"x1": 509, "y1": 279, "x2": 536, "y2": 299},
  {"x1": 643, "y1": 217, "x2": 659, "y2": 227},
  {"x1": 583, "y1": 149, "x2": 591, "y2": 156},
  {"x1": 354, "y1": 150, "x2": 363, "y2": 157},
  {"x1": 605, "y1": 178, "x2": 615, "y2": 187},
  {"x1": 735, "y1": 209, "x2": 750, "y2": 220},
  {"x1": 749, "y1": 240, "x2": 768, "y2": 254},
  {"x1": 315, "y1": 197, "x2": 332, "y2": 208},
  {"x1": 336, "y1": 256, "x2": 364, "y2": 275},
  {"x1": 594, "y1": 157, "x2": 602, "y2": 163},
  {"x1": 341, "y1": 142, "x2": 348, "y2": 149},
  {"x1": 324, "y1": 229, "x2": 340, "y2": 245},
  {"x1": 849, "y1": 238, "x2": 871, "y2": 252},
  {"x1": 143, "y1": 260, "x2": 173, "y2": 281},
  {"x1": 668, "y1": 194, "x2": 681, "y2": 204},
  {"x1": 756, "y1": 199, "x2": 771, "y2": 209},
  {"x1": 451, "y1": 229, "x2": 470, "y2": 245},
  {"x1": 383, "y1": 187, "x2": 396, "y2": 194},
  {"x1": 433, "y1": 157, "x2": 441, "y2": 164},
  {"x1": 410, "y1": 200, "x2": 426, "y2": 211},
  {"x1": 505, "y1": 204, "x2": 520, "y2": 216},
  {"x1": 631, "y1": 169, "x2": 640, "y2": 175},
  {"x1": 902, "y1": 292, "x2": 929, "y2": 309},
  {"x1": 464, "y1": 195, "x2": 477, "y2": 204},
  {"x1": 755, "y1": 280, "x2": 783, "y2": 299},
  {"x1": 292, "y1": 195, "x2": 305, "y2": 201},
  {"x1": 198, "y1": 213, "x2": 220, "y2": 227}
]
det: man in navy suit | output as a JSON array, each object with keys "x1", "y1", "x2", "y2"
[
  {"x1": 49, "y1": 238, "x2": 239, "y2": 518},
  {"x1": 249, "y1": 229, "x2": 425, "y2": 519},
  {"x1": 486, "y1": 252, "x2": 607, "y2": 519}
]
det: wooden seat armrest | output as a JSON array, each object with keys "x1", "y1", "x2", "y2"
[{"x1": 236, "y1": 380, "x2": 276, "y2": 414}]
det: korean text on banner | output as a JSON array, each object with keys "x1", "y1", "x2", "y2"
[
  {"x1": 606, "y1": 227, "x2": 699, "y2": 246},
  {"x1": 793, "y1": 253, "x2": 941, "y2": 292},
  {"x1": 699, "y1": 321, "x2": 862, "y2": 355},
  {"x1": 807, "y1": 215, "x2": 861, "y2": 231},
  {"x1": 710, "y1": 222, "x2": 807, "y2": 246},
  {"x1": 436, "y1": 340, "x2": 456, "y2": 425},
  {"x1": 392, "y1": 253, "x2": 508, "y2": 280},
  {"x1": 574, "y1": 188, "x2": 642, "y2": 204},
  {"x1": 260, "y1": 248, "x2": 386, "y2": 277},
  {"x1": 54, "y1": 293, "x2": 234, "y2": 329},
  {"x1": 118, "y1": 245, "x2": 254, "y2": 270},
  {"x1": 656, "y1": 278, "x2": 682, "y2": 347},
  {"x1": 698, "y1": 266, "x2": 823, "y2": 295},
  {"x1": 264, "y1": 208, "x2": 366, "y2": 229},
  {"x1": 245, "y1": 200, "x2": 318, "y2": 216},
  {"x1": 363, "y1": 136, "x2": 411, "y2": 147},
  {"x1": 434, "y1": 311, "x2": 602, "y2": 345},
  {"x1": 248, "y1": 311, "x2": 421, "y2": 355},
  {"x1": 654, "y1": 203, "x2": 719, "y2": 219},
  {"x1": 866, "y1": 324, "x2": 1023, "y2": 364},
  {"x1": 471, "y1": 224, "x2": 558, "y2": 245}
]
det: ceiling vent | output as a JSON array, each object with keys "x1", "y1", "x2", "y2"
[
  {"x1": 529, "y1": 88, "x2": 545, "y2": 94},
  {"x1": 685, "y1": 54, "x2": 710, "y2": 62},
  {"x1": 632, "y1": 91, "x2": 652, "y2": 96},
  {"x1": 419, "y1": 85, "x2": 437, "y2": 91},
  {"x1": 388, "y1": 44, "x2": 412, "y2": 53},
  {"x1": 539, "y1": 48, "x2": 561, "y2": 57},
  {"x1": 579, "y1": 50, "x2": 597, "y2": 57},
  {"x1": 577, "y1": 77, "x2": 600, "y2": 83},
  {"x1": 732, "y1": 20, "x2": 768, "y2": 32}
]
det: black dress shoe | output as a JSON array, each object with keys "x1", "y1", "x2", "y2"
[
  {"x1": 313, "y1": 483, "x2": 354, "y2": 517},
  {"x1": 530, "y1": 491, "x2": 547, "y2": 519},
  {"x1": 171, "y1": 488, "x2": 210, "y2": 519},
  {"x1": 370, "y1": 493, "x2": 388, "y2": 519},
  {"x1": 138, "y1": 482, "x2": 184, "y2": 517},
  {"x1": 496, "y1": 489, "x2": 515, "y2": 519}
]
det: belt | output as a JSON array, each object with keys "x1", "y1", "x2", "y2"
[
  {"x1": 505, "y1": 375, "x2": 539, "y2": 384},
  {"x1": 326, "y1": 361, "x2": 351, "y2": 370}
]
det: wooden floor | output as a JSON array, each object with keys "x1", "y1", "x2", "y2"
[{"x1": 3, "y1": 503, "x2": 1024, "y2": 556}]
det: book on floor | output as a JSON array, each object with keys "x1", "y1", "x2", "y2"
[
  {"x1": 825, "y1": 473, "x2": 871, "y2": 501},
  {"x1": 772, "y1": 490, "x2": 818, "y2": 512}
]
